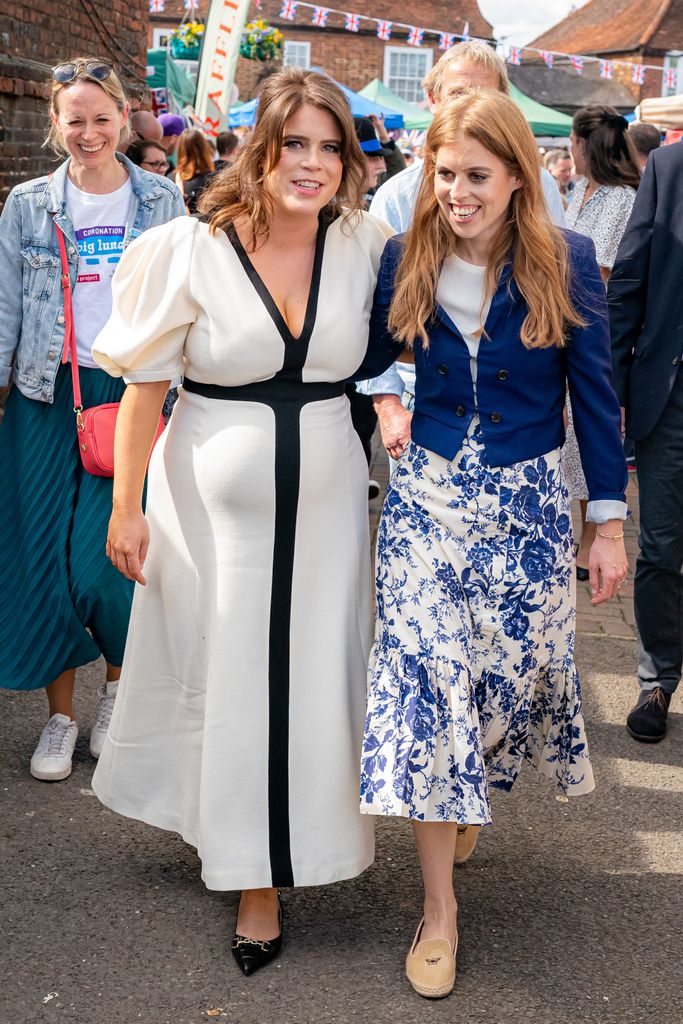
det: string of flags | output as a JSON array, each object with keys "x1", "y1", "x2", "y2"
[{"x1": 266, "y1": 0, "x2": 679, "y2": 92}]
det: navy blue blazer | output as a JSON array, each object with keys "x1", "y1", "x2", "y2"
[{"x1": 353, "y1": 230, "x2": 627, "y2": 504}]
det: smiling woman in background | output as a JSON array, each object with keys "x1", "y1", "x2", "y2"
[{"x1": 0, "y1": 57, "x2": 183, "y2": 782}]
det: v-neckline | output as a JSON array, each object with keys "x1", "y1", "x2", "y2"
[{"x1": 226, "y1": 216, "x2": 329, "y2": 347}]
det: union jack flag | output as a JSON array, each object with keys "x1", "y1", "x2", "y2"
[
  {"x1": 149, "y1": 0, "x2": 164, "y2": 11},
  {"x1": 407, "y1": 26, "x2": 424, "y2": 47},
  {"x1": 150, "y1": 88, "x2": 168, "y2": 115},
  {"x1": 665, "y1": 66, "x2": 678, "y2": 91},
  {"x1": 600, "y1": 59, "x2": 614, "y2": 80},
  {"x1": 541, "y1": 50, "x2": 554, "y2": 69},
  {"x1": 279, "y1": 0, "x2": 297, "y2": 21},
  {"x1": 461, "y1": 21, "x2": 469, "y2": 41},
  {"x1": 183, "y1": 0, "x2": 197, "y2": 9},
  {"x1": 631, "y1": 63, "x2": 645, "y2": 85},
  {"x1": 507, "y1": 47, "x2": 522, "y2": 66},
  {"x1": 344, "y1": 12, "x2": 360, "y2": 32},
  {"x1": 311, "y1": 6, "x2": 328, "y2": 26},
  {"x1": 377, "y1": 20, "x2": 392, "y2": 41},
  {"x1": 570, "y1": 54, "x2": 584, "y2": 74},
  {"x1": 439, "y1": 32, "x2": 455, "y2": 51}
]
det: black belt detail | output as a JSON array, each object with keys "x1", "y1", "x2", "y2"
[{"x1": 182, "y1": 378, "x2": 344, "y2": 404}]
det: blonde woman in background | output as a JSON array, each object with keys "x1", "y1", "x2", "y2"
[{"x1": 0, "y1": 57, "x2": 184, "y2": 780}]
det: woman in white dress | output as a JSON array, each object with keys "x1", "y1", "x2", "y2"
[{"x1": 91, "y1": 68, "x2": 395, "y2": 975}]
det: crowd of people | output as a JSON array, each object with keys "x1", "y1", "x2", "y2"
[{"x1": 0, "y1": 40, "x2": 679, "y2": 1001}]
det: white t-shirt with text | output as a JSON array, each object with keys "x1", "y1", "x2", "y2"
[{"x1": 65, "y1": 177, "x2": 131, "y2": 368}]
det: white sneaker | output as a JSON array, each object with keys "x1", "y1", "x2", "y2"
[
  {"x1": 89, "y1": 682, "x2": 118, "y2": 759},
  {"x1": 30, "y1": 714, "x2": 78, "y2": 781}
]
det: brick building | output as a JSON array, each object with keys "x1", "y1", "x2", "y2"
[
  {"x1": 150, "y1": 1, "x2": 493, "y2": 103},
  {"x1": 0, "y1": 1, "x2": 150, "y2": 205},
  {"x1": 530, "y1": 0, "x2": 683, "y2": 104}
]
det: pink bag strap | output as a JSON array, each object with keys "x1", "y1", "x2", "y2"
[{"x1": 53, "y1": 220, "x2": 82, "y2": 413}]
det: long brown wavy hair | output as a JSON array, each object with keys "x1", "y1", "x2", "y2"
[
  {"x1": 389, "y1": 91, "x2": 586, "y2": 350},
  {"x1": 198, "y1": 68, "x2": 366, "y2": 244},
  {"x1": 176, "y1": 128, "x2": 215, "y2": 180}
]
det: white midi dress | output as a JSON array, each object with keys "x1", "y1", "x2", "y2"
[{"x1": 91, "y1": 211, "x2": 393, "y2": 890}]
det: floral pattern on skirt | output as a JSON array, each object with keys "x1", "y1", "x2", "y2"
[{"x1": 360, "y1": 426, "x2": 595, "y2": 824}]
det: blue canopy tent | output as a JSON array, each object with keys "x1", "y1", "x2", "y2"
[{"x1": 228, "y1": 70, "x2": 403, "y2": 129}]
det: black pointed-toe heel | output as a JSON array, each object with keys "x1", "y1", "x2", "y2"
[
  {"x1": 231, "y1": 898, "x2": 283, "y2": 976},
  {"x1": 576, "y1": 565, "x2": 590, "y2": 582}
]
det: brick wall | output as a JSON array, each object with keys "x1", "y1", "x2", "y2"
[{"x1": 0, "y1": 0, "x2": 150, "y2": 206}]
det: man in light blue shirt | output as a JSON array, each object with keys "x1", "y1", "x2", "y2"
[{"x1": 363, "y1": 41, "x2": 567, "y2": 463}]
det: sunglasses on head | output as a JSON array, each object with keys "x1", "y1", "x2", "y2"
[{"x1": 52, "y1": 61, "x2": 113, "y2": 83}]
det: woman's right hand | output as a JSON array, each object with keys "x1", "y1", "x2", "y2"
[{"x1": 107, "y1": 506, "x2": 150, "y2": 585}]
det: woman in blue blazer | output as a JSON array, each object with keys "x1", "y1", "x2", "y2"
[{"x1": 359, "y1": 92, "x2": 628, "y2": 999}]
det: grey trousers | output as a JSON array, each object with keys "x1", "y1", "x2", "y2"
[{"x1": 633, "y1": 366, "x2": 683, "y2": 695}]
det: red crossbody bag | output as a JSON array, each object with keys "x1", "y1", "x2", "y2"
[{"x1": 54, "y1": 221, "x2": 164, "y2": 477}]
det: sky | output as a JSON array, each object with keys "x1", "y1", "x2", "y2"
[{"x1": 479, "y1": 0, "x2": 591, "y2": 46}]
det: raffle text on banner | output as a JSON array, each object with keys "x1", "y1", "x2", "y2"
[{"x1": 195, "y1": 0, "x2": 251, "y2": 135}]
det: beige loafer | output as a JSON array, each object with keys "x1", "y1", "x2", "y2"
[
  {"x1": 405, "y1": 918, "x2": 457, "y2": 999},
  {"x1": 454, "y1": 824, "x2": 480, "y2": 865}
]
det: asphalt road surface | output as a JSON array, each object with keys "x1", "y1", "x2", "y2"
[{"x1": 2, "y1": 635, "x2": 681, "y2": 1024}]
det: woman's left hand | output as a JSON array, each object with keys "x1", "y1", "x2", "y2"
[{"x1": 588, "y1": 523, "x2": 629, "y2": 605}]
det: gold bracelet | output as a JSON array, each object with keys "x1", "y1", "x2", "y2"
[{"x1": 597, "y1": 530, "x2": 625, "y2": 541}]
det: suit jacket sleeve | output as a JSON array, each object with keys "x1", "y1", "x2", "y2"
[
  {"x1": 566, "y1": 235, "x2": 628, "y2": 503},
  {"x1": 349, "y1": 235, "x2": 404, "y2": 382},
  {"x1": 607, "y1": 156, "x2": 656, "y2": 406}
]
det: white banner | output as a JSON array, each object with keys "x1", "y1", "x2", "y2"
[{"x1": 194, "y1": 0, "x2": 251, "y2": 136}]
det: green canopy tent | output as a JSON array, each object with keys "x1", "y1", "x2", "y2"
[
  {"x1": 508, "y1": 83, "x2": 573, "y2": 138},
  {"x1": 358, "y1": 79, "x2": 432, "y2": 131}
]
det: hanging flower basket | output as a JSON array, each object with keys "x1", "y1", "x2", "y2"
[
  {"x1": 171, "y1": 21, "x2": 204, "y2": 60},
  {"x1": 240, "y1": 20, "x2": 283, "y2": 62}
]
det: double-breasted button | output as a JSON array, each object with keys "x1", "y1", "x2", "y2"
[
  {"x1": 490, "y1": 411, "x2": 503, "y2": 424},
  {"x1": 497, "y1": 369, "x2": 509, "y2": 381},
  {"x1": 672, "y1": 355, "x2": 680, "y2": 366},
  {"x1": 437, "y1": 363, "x2": 449, "y2": 375},
  {"x1": 455, "y1": 405, "x2": 466, "y2": 417}
]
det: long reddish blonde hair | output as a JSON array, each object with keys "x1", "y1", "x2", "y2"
[{"x1": 389, "y1": 91, "x2": 585, "y2": 349}]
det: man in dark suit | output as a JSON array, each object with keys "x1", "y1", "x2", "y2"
[{"x1": 609, "y1": 141, "x2": 683, "y2": 742}]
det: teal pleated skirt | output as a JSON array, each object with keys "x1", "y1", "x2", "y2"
[{"x1": 0, "y1": 364, "x2": 134, "y2": 690}]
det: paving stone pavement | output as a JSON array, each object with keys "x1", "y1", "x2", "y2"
[{"x1": 2, "y1": 458, "x2": 681, "y2": 1024}]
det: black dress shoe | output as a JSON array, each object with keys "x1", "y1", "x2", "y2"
[
  {"x1": 626, "y1": 687, "x2": 672, "y2": 743},
  {"x1": 231, "y1": 900, "x2": 283, "y2": 976},
  {"x1": 576, "y1": 566, "x2": 590, "y2": 582}
]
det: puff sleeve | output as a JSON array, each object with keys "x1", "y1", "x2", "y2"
[{"x1": 92, "y1": 217, "x2": 198, "y2": 382}]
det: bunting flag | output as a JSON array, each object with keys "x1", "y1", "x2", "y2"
[
  {"x1": 631, "y1": 63, "x2": 645, "y2": 85},
  {"x1": 344, "y1": 12, "x2": 360, "y2": 31},
  {"x1": 407, "y1": 26, "x2": 424, "y2": 47},
  {"x1": 461, "y1": 21, "x2": 469, "y2": 41},
  {"x1": 507, "y1": 46, "x2": 522, "y2": 66},
  {"x1": 279, "y1": 0, "x2": 298, "y2": 20},
  {"x1": 665, "y1": 67, "x2": 678, "y2": 91},
  {"x1": 438, "y1": 32, "x2": 455, "y2": 51},
  {"x1": 570, "y1": 54, "x2": 584, "y2": 74},
  {"x1": 150, "y1": 87, "x2": 168, "y2": 115},
  {"x1": 149, "y1": 0, "x2": 164, "y2": 11},
  {"x1": 376, "y1": 20, "x2": 392, "y2": 41},
  {"x1": 541, "y1": 50, "x2": 554, "y2": 69},
  {"x1": 600, "y1": 59, "x2": 614, "y2": 80},
  {"x1": 311, "y1": 5, "x2": 329, "y2": 25},
  {"x1": 183, "y1": 0, "x2": 197, "y2": 8}
]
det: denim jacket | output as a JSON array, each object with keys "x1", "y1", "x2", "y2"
[{"x1": 0, "y1": 153, "x2": 185, "y2": 402}]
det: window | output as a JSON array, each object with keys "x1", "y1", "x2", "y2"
[
  {"x1": 662, "y1": 51, "x2": 683, "y2": 97},
  {"x1": 152, "y1": 28, "x2": 172, "y2": 49},
  {"x1": 383, "y1": 46, "x2": 433, "y2": 103},
  {"x1": 283, "y1": 41, "x2": 311, "y2": 69}
]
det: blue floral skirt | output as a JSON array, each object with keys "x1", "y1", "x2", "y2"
[{"x1": 360, "y1": 426, "x2": 594, "y2": 824}]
